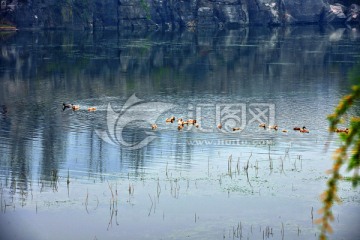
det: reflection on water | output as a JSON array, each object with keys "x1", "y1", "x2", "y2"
[{"x1": 0, "y1": 26, "x2": 360, "y2": 239}]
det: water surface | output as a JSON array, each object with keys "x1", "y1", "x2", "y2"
[{"x1": 0, "y1": 26, "x2": 360, "y2": 239}]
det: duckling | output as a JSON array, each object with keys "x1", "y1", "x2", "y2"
[
  {"x1": 187, "y1": 119, "x2": 197, "y2": 125},
  {"x1": 282, "y1": 129, "x2": 288, "y2": 133},
  {"x1": 72, "y1": 105, "x2": 80, "y2": 111},
  {"x1": 268, "y1": 125, "x2": 278, "y2": 130},
  {"x1": 299, "y1": 126, "x2": 309, "y2": 133},
  {"x1": 166, "y1": 116, "x2": 175, "y2": 123},
  {"x1": 88, "y1": 107, "x2": 97, "y2": 112},
  {"x1": 217, "y1": 123, "x2": 222, "y2": 129},
  {"x1": 151, "y1": 124, "x2": 158, "y2": 130},
  {"x1": 62, "y1": 103, "x2": 72, "y2": 111},
  {"x1": 178, "y1": 118, "x2": 184, "y2": 125},
  {"x1": 233, "y1": 127, "x2": 241, "y2": 131},
  {"x1": 259, "y1": 123, "x2": 266, "y2": 128}
]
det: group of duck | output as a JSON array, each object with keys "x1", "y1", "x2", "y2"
[
  {"x1": 152, "y1": 116, "x2": 199, "y2": 131},
  {"x1": 61, "y1": 104, "x2": 349, "y2": 134},
  {"x1": 151, "y1": 117, "x2": 310, "y2": 133},
  {"x1": 258, "y1": 123, "x2": 350, "y2": 134},
  {"x1": 152, "y1": 116, "x2": 311, "y2": 133},
  {"x1": 258, "y1": 123, "x2": 309, "y2": 133},
  {"x1": 63, "y1": 103, "x2": 97, "y2": 112},
  {"x1": 259, "y1": 123, "x2": 349, "y2": 134},
  {"x1": 152, "y1": 116, "x2": 350, "y2": 134}
]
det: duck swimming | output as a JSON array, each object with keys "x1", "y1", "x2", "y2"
[
  {"x1": 187, "y1": 119, "x2": 197, "y2": 125},
  {"x1": 217, "y1": 124, "x2": 222, "y2": 129},
  {"x1": 259, "y1": 123, "x2": 266, "y2": 128},
  {"x1": 62, "y1": 103, "x2": 72, "y2": 111},
  {"x1": 268, "y1": 125, "x2": 278, "y2": 130},
  {"x1": 178, "y1": 118, "x2": 185, "y2": 126},
  {"x1": 72, "y1": 105, "x2": 80, "y2": 111},
  {"x1": 299, "y1": 126, "x2": 309, "y2": 133},
  {"x1": 151, "y1": 124, "x2": 158, "y2": 130},
  {"x1": 166, "y1": 116, "x2": 175, "y2": 123},
  {"x1": 233, "y1": 127, "x2": 241, "y2": 131},
  {"x1": 88, "y1": 107, "x2": 97, "y2": 112}
]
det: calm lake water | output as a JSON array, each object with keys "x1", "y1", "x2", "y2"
[{"x1": 0, "y1": 26, "x2": 360, "y2": 240}]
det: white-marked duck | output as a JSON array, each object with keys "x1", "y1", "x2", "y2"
[{"x1": 268, "y1": 125, "x2": 278, "y2": 130}]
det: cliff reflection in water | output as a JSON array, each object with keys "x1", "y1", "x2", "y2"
[{"x1": 0, "y1": 26, "x2": 359, "y2": 197}]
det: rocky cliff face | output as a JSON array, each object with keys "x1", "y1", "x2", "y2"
[{"x1": 0, "y1": 0, "x2": 359, "y2": 30}]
